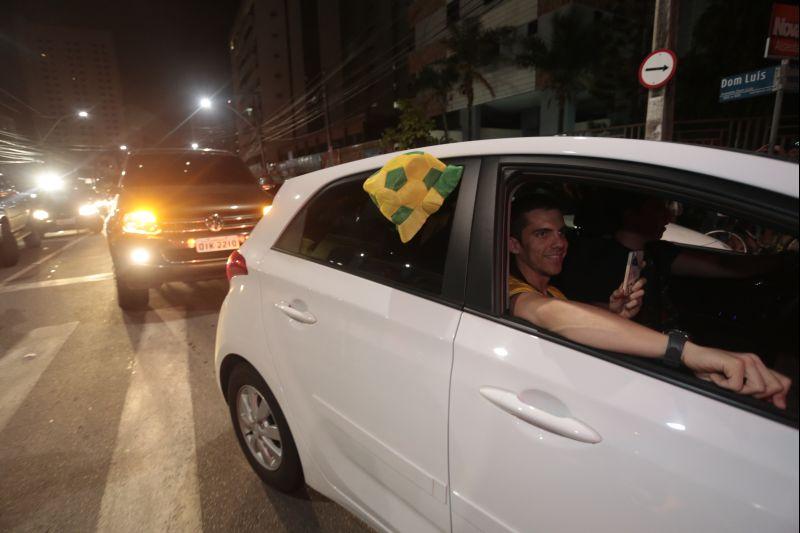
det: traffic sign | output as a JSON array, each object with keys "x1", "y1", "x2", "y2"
[
  {"x1": 719, "y1": 67, "x2": 779, "y2": 102},
  {"x1": 638, "y1": 49, "x2": 677, "y2": 90}
]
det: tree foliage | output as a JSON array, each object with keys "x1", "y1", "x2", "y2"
[
  {"x1": 442, "y1": 17, "x2": 514, "y2": 140},
  {"x1": 413, "y1": 61, "x2": 458, "y2": 140},
  {"x1": 516, "y1": 8, "x2": 602, "y2": 133},
  {"x1": 381, "y1": 100, "x2": 436, "y2": 151}
]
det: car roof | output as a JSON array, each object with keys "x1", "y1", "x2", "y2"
[{"x1": 292, "y1": 137, "x2": 799, "y2": 199}]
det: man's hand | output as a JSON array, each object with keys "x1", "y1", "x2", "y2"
[
  {"x1": 609, "y1": 278, "x2": 646, "y2": 319},
  {"x1": 682, "y1": 343, "x2": 792, "y2": 409}
]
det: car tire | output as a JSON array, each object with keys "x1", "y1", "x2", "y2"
[
  {"x1": 24, "y1": 228, "x2": 42, "y2": 248},
  {"x1": 227, "y1": 363, "x2": 304, "y2": 492},
  {"x1": 0, "y1": 220, "x2": 20, "y2": 267},
  {"x1": 116, "y1": 277, "x2": 149, "y2": 310}
]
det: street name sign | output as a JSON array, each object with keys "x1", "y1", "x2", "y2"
[
  {"x1": 638, "y1": 49, "x2": 677, "y2": 90},
  {"x1": 719, "y1": 67, "x2": 780, "y2": 102}
]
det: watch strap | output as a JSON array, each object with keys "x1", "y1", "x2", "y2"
[{"x1": 664, "y1": 330, "x2": 688, "y2": 368}]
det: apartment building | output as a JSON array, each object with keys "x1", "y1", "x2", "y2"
[{"x1": 17, "y1": 23, "x2": 126, "y2": 148}]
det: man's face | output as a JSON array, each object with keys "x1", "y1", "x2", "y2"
[{"x1": 509, "y1": 208, "x2": 568, "y2": 277}]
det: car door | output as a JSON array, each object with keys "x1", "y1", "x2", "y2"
[
  {"x1": 448, "y1": 156, "x2": 799, "y2": 532},
  {"x1": 258, "y1": 158, "x2": 479, "y2": 531}
]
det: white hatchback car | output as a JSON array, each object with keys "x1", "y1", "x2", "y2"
[{"x1": 215, "y1": 138, "x2": 799, "y2": 532}]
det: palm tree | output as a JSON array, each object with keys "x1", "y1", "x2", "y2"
[
  {"x1": 414, "y1": 61, "x2": 457, "y2": 141},
  {"x1": 517, "y1": 9, "x2": 600, "y2": 134},
  {"x1": 442, "y1": 17, "x2": 513, "y2": 140}
]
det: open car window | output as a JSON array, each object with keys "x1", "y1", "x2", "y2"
[{"x1": 503, "y1": 172, "x2": 799, "y2": 422}]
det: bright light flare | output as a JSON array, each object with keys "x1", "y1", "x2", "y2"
[
  {"x1": 262, "y1": 205, "x2": 272, "y2": 216},
  {"x1": 32, "y1": 209, "x2": 49, "y2": 221},
  {"x1": 77, "y1": 110, "x2": 89, "y2": 118},
  {"x1": 130, "y1": 248, "x2": 151, "y2": 264},
  {"x1": 191, "y1": 142, "x2": 199, "y2": 150},
  {"x1": 119, "y1": 144, "x2": 128, "y2": 151},
  {"x1": 199, "y1": 97, "x2": 212, "y2": 109},
  {"x1": 122, "y1": 210, "x2": 160, "y2": 235},
  {"x1": 78, "y1": 203, "x2": 99, "y2": 216},
  {"x1": 36, "y1": 172, "x2": 64, "y2": 191}
]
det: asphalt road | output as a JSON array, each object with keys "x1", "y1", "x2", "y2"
[{"x1": 0, "y1": 231, "x2": 371, "y2": 532}]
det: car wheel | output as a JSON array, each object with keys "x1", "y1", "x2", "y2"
[
  {"x1": 24, "y1": 228, "x2": 42, "y2": 248},
  {"x1": 115, "y1": 277, "x2": 149, "y2": 310},
  {"x1": 227, "y1": 364, "x2": 304, "y2": 492},
  {"x1": 0, "y1": 221, "x2": 20, "y2": 267}
]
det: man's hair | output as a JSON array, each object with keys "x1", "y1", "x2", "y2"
[{"x1": 510, "y1": 193, "x2": 562, "y2": 240}]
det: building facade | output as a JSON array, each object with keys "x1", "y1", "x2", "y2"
[{"x1": 16, "y1": 23, "x2": 126, "y2": 149}]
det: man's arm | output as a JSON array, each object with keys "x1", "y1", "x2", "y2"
[
  {"x1": 670, "y1": 248, "x2": 785, "y2": 278},
  {"x1": 511, "y1": 292, "x2": 791, "y2": 408}
]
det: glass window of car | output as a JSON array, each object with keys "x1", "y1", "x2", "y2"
[
  {"x1": 503, "y1": 172, "x2": 798, "y2": 421},
  {"x1": 122, "y1": 153, "x2": 256, "y2": 187},
  {"x1": 275, "y1": 173, "x2": 461, "y2": 298}
]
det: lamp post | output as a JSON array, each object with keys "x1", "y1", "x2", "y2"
[
  {"x1": 40, "y1": 110, "x2": 90, "y2": 143},
  {"x1": 197, "y1": 96, "x2": 266, "y2": 172}
]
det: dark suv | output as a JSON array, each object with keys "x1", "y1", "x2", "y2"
[{"x1": 106, "y1": 149, "x2": 272, "y2": 309}]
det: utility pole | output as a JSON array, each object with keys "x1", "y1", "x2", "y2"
[
  {"x1": 644, "y1": 0, "x2": 679, "y2": 141},
  {"x1": 321, "y1": 83, "x2": 334, "y2": 165},
  {"x1": 767, "y1": 59, "x2": 788, "y2": 156}
]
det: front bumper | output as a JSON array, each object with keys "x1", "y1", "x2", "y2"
[{"x1": 110, "y1": 233, "x2": 245, "y2": 288}]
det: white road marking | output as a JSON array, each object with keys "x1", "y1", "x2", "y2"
[
  {"x1": 0, "y1": 272, "x2": 114, "y2": 294},
  {"x1": 0, "y1": 322, "x2": 80, "y2": 432},
  {"x1": 0, "y1": 235, "x2": 88, "y2": 286},
  {"x1": 96, "y1": 308, "x2": 204, "y2": 533}
]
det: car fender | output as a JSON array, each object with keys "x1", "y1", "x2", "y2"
[{"x1": 215, "y1": 274, "x2": 327, "y2": 491}]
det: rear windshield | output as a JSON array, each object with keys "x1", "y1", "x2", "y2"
[{"x1": 122, "y1": 153, "x2": 255, "y2": 187}]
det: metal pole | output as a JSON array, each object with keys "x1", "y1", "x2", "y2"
[
  {"x1": 767, "y1": 59, "x2": 787, "y2": 156},
  {"x1": 321, "y1": 83, "x2": 334, "y2": 164},
  {"x1": 644, "y1": 0, "x2": 679, "y2": 141}
]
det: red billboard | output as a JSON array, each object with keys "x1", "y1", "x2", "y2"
[{"x1": 766, "y1": 3, "x2": 799, "y2": 58}]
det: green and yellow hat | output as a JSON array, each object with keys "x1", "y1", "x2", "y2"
[{"x1": 363, "y1": 152, "x2": 463, "y2": 243}]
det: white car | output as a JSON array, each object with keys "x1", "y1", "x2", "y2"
[{"x1": 215, "y1": 138, "x2": 799, "y2": 532}]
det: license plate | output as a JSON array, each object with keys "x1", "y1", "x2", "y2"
[
  {"x1": 195, "y1": 235, "x2": 240, "y2": 253},
  {"x1": 56, "y1": 217, "x2": 76, "y2": 226}
]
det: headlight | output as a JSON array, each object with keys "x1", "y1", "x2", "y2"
[
  {"x1": 79, "y1": 203, "x2": 99, "y2": 216},
  {"x1": 32, "y1": 209, "x2": 49, "y2": 221},
  {"x1": 36, "y1": 172, "x2": 64, "y2": 191},
  {"x1": 262, "y1": 205, "x2": 272, "y2": 216},
  {"x1": 122, "y1": 210, "x2": 160, "y2": 235}
]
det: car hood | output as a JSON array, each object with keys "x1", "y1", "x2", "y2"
[{"x1": 118, "y1": 185, "x2": 271, "y2": 217}]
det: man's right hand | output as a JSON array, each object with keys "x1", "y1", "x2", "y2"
[{"x1": 682, "y1": 342, "x2": 792, "y2": 409}]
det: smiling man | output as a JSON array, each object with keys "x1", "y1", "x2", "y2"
[{"x1": 508, "y1": 194, "x2": 791, "y2": 409}]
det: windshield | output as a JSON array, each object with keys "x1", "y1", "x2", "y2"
[{"x1": 122, "y1": 154, "x2": 256, "y2": 187}]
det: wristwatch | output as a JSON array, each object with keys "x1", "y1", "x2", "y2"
[{"x1": 663, "y1": 330, "x2": 689, "y2": 368}]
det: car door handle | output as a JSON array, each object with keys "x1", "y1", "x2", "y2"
[
  {"x1": 275, "y1": 302, "x2": 317, "y2": 324},
  {"x1": 479, "y1": 387, "x2": 602, "y2": 444}
]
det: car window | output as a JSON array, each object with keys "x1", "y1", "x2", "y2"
[
  {"x1": 275, "y1": 173, "x2": 461, "y2": 298},
  {"x1": 122, "y1": 153, "x2": 256, "y2": 187},
  {"x1": 502, "y1": 170, "x2": 798, "y2": 421}
]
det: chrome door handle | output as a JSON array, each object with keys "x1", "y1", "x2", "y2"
[
  {"x1": 480, "y1": 387, "x2": 602, "y2": 444},
  {"x1": 275, "y1": 302, "x2": 317, "y2": 324}
]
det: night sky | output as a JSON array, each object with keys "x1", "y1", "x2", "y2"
[{"x1": 2, "y1": 0, "x2": 240, "y2": 144}]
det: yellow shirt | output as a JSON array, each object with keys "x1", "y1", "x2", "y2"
[{"x1": 509, "y1": 275, "x2": 567, "y2": 300}]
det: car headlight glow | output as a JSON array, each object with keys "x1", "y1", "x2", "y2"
[
  {"x1": 130, "y1": 247, "x2": 151, "y2": 264},
  {"x1": 262, "y1": 205, "x2": 272, "y2": 216},
  {"x1": 36, "y1": 172, "x2": 64, "y2": 191},
  {"x1": 78, "y1": 203, "x2": 99, "y2": 216},
  {"x1": 32, "y1": 209, "x2": 49, "y2": 221},
  {"x1": 122, "y1": 210, "x2": 160, "y2": 235}
]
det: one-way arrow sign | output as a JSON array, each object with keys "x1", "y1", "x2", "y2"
[{"x1": 639, "y1": 49, "x2": 677, "y2": 89}]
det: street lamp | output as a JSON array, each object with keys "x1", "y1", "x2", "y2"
[
  {"x1": 191, "y1": 142, "x2": 199, "y2": 150},
  {"x1": 119, "y1": 144, "x2": 128, "y2": 151},
  {"x1": 197, "y1": 95, "x2": 266, "y2": 172},
  {"x1": 41, "y1": 110, "x2": 90, "y2": 143}
]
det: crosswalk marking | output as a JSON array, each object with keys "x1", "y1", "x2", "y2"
[
  {"x1": 0, "y1": 322, "x2": 80, "y2": 433},
  {"x1": 0, "y1": 272, "x2": 114, "y2": 294},
  {"x1": 96, "y1": 308, "x2": 204, "y2": 533}
]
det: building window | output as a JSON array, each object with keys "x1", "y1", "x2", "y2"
[{"x1": 447, "y1": 1, "x2": 460, "y2": 24}]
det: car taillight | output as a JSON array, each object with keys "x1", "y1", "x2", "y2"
[{"x1": 226, "y1": 250, "x2": 248, "y2": 280}]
